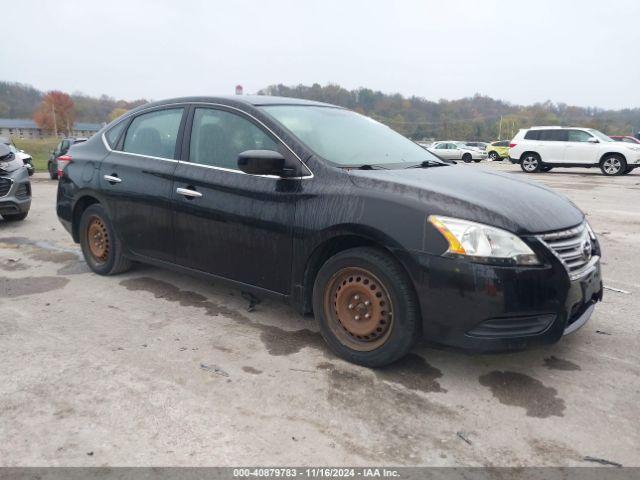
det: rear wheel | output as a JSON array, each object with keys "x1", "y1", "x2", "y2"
[
  {"x1": 521, "y1": 153, "x2": 541, "y2": 173},
  {"x1": 488, "y1": 151, "x2": 499, "y2": 161},
  {"x1": 600, "y1": 155, "x2": 626, "y2": 176},
  {"x1": 540, "y1": 166, "x2": 553, "y2": 172},
  {"x1": 48, "y1": 162, "x2": 58, "y2": 180},
  {"x1": 462, "y1": 153, "x2": 472, "y2": 163},
  {"x1": 313, "y1": 247, "x2": 421, "y2": 367},
  {"x1": 623, "y1": 166, "x2": 633, "y2": 175},
  {"x1": 79, "y1": 204, "x2": 131, "y2": 275}
]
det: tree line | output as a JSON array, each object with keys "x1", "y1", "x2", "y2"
[
  {"x1": 2, "y1": 80, "x2": 639, "y2": 140},
  {"x1": 259, "y1": 84, "x2": 640, "y2": 140},
  {"x1": 0, "y1": 81, "x2": 147, "y2": 136}
]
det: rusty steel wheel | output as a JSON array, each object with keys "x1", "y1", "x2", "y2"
[
  {"x1": 323, "y1": 267, "x2": 394, "y2": 351},
  {"x1": 86, "y1": 216, "x2": 110, "y2": 264}
]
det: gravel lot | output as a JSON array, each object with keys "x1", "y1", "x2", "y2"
[{"x1": 1, "y1": 163, "x2": 638, "y2": 467}]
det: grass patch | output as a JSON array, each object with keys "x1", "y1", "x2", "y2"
[{"x1": 12, "y1": 137, "x2": 59, "y2": 172}]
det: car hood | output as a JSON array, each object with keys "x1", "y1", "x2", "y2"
[{"x1": 348, "y1": 166, "x2": 584, "y2": 235}]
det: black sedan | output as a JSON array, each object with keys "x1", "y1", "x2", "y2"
[{"x1": 56, "y1": 96, "x2": 603, "y2": 367}]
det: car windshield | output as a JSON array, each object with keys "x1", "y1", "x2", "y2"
[
  {"x1": 588, "y1": 129, "x2": 614, "y2": 142},
  {"x1": 261, "y1": 105, "x2": 442, "y2": 167}
]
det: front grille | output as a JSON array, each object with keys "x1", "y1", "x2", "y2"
[
  {"x1": 0, "y1": 178, "x2": 12, "y2": 197},
  {"x1": 539, "y1": 223, "x2": 595, "y2": 279},
  {"x1": 15, "y1": 182, "x2": 30, "y2": 199}
]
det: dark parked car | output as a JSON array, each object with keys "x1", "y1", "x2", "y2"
[
  {"x1": 0, "y1": 143, "x2": 32, "y2": 221},
  {"x1": 56, "y1": 96, "x2": 603, "y2": 367},
  {"x1": 48, "y1": 137, "x2": 88, "y2": 179}
]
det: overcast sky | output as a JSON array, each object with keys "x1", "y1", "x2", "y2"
[{"x1": 3, "y1": 0, "x2": 639, "y2": 109}]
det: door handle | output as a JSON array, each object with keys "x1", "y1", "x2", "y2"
[
  {"x1": 177, "y1": 187, "x2": 202, "y2": 198},
  {"x1": 104, "y1": 174, "x2": 122, "y2": 184}
]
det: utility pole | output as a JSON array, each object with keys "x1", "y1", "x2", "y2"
[
  {"x1": 51, "y1": 103, "x2": 58, "y2": 137},
  {"x1": 498, "y1": 115, "x2": 503, "y2": 140}
]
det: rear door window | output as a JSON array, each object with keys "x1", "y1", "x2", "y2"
[
  {"x1": 524, "y1": 130, "x2": 540, "y2": 140},
  {"x1": 122, "y1": 108, "x2": 184, "y2": 159},
  {"x1": 539, "y1": 130, "x2": 567, "y2": 141}
]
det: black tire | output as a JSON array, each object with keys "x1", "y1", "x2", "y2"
[
  {"x1": 473, "y1": 159, "x2": 481, "y2": 163},
  {"x1": 540, "y1": 166, "x2": 553, "y2": 172},
  {"x1": 488, "y1": 151, "x2": 499, "y2": 161},
  {"x1": 520, "y1": 153, "x2": 541, "y2": 173},
  {"x1": 623, "y1": 166, "x2": 633, "y2": 175},
  {"x1": 79, "y1": 204, "x2": 131, "y2": 275},
  {"x1": 312, "y1": 247, "x2": 421, "y2": 367},
  {"x1": 2, "y1": 212, "x2": 28, "y2": 222},
  {"x1": 462, "y1": 153, "x2": 472, "y2": 163},
  {"x1": 48, "y1": 162, "x2": 58, "y2": 180},
  {"x1": 600, "y1": 154, "x2": 627, "y2": 176}
]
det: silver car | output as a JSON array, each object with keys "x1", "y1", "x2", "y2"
[{"x1": 428, "y1": 141, "x2": 488, "y2": 163}]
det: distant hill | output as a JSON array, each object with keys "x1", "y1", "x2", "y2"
[
  {"x1": 0, "y1": 81, "x2": 147, "y2": 124},
  {"x1": 2, "y1": 80, "x2": 639, "y2": 140},
  {"x1": 259, "y1": 84, "x2": 640, "y2": 140}
]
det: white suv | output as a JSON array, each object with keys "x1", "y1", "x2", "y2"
[{"x1": 509, "y1": 126, "x2": 640, "y2": 176}]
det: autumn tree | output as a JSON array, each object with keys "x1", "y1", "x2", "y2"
[
  {"x1": 33, "y1": 91, "x2": 75, "y2": 137},
  {"x1": 108, "y1": 107, "x2": 128, "y2": 121}
]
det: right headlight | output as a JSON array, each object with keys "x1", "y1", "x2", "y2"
[{"x1": 428, "y1": 215, "x2": 541, "y2": 266}]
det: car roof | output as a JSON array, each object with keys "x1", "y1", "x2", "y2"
[
  {"x1": 528, "y1": 126, "x2": 590, "y2": 130},
  {"x1": 128, "y1": 95, "x2": 339, "y2": 114}
]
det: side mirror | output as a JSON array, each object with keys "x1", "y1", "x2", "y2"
[
  {"x1": 238, "y1": 150, "x2": 292, "y2": 177},
  {"x1": 588, "y1": 137, "x2": 599, "y2": 143}
]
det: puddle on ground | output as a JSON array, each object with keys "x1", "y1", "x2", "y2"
[
  {"x1": 374, "y1": 353, "x2": 446, "y2": 393},
  {"x1": 0, "y1": 237, "x2": 85, "y2": 273},
  {"x1": 316, "y1": 361, "x2": 457, "y2": 463},
  {"x1": 120, "y1": 277, "x2": 249, "y2": 323},
  {"x1": 119, "y1": 277, "x2": 324, "y2": 356},
  {"x1": 259, "y1": 324, "x2": 324, "y2": 356},
  {"x1": 543, "y1": 356, "x2": 581, "y2": 371},
  {"x1": 0, "y1": 259, "x2": 29, "y2": 272},
  {"x1": 0, "y1": 276, "x2": 70, "y2": 298},
  {"x1": 479, "y1": 370, "x2": 565, "y2": 418}
]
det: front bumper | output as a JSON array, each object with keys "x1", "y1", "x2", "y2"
[
  {"x1": 401, "y1": 245, "x2": 603, "y2": 352},
  {"x1": 0, "y1": 168, "x2": 31, "y2": 216}
]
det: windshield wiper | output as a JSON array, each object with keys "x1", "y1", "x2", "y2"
[
  {"x1": 355, "y1": 164, "x2": 390, "y2": 170},
  {"x1": 405, "y1": 160, "x2": 449, "y2": 169}
]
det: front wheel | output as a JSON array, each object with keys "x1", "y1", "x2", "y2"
[
  {"x1": 313, "y1": 247, "x2": 421, "y2": 367},
  {"x1": 79, "y1": 204, "x2": 132, "y2": 275},
  {"x1": 600, "y1": 155, "x2": 627, "y2": 176},
  {"x1": 521, "y1": 154, "x2": 541, "y2": 173}
]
